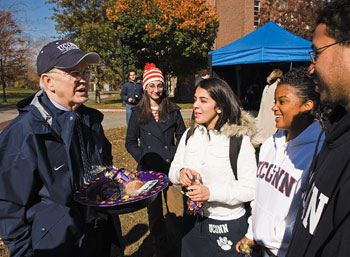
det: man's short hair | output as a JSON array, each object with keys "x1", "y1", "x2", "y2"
[
  {"x1": 199, "y1": 69, "x2": 210, "y2": 77},
  {"x1": 39, "y1": 79, "x2": 46, "y2": 91},
  {"x1": 317, "y1": 0, "x2": 350, "y2": 45},
  {"x1": 129, "y1": 70, "x2": 136, "y2": 75}
]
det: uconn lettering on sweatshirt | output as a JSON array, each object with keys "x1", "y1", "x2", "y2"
[
  {"x1": 302, "y1": 185, "x2": 329, "y2": 235},
  {"x1": 257, "y1": 161, "x2": 296, "y2": 197}
]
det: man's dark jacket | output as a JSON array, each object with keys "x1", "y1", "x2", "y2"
[
  {"x1": 0, "y1": 91, "x2": 117, "y2": 257},
  {"x1": 120, "y1": 80, "x2": 143, "y2": 105},
  {"x1": 125, "y1": 105, "x2": 186, "y2": 173},
  {"x1": 287, "y1": 106, "x2": 350, "y2": 257}
]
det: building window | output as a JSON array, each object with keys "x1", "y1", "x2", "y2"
[{"x1": 254, "y1": 0, "x2": 260, "y2": 28}]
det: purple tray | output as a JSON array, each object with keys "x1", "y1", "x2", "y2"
[{"x1": 74, "y1": 170, "x2": 169, "y2": 211}]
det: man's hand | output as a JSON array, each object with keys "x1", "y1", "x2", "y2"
[{"x1": 128, "y1": 98, "x2": 132, "y2": 103}]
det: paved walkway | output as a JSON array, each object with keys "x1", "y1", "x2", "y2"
[{"x1": 0, "y1": 105, "x2": 192, "y2": 132}]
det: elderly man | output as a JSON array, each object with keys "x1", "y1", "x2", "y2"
[
  {"x1": 286, "y1": 0, "x2": 350, "y2": 256},
  {"x1": 0, "y1": 40, "x2": 122, "y2": 257}
]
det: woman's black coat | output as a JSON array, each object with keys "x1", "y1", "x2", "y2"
[{"x1": 125, "y1": 106, "x2": 186, "y2": 174}]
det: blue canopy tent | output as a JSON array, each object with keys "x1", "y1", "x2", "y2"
[
  {"x1": 208, "y1": 21, "x2": 312, "y2": 110},
  {"x1": 209, "y1": 21, "x2": 312, "y2": 66}
]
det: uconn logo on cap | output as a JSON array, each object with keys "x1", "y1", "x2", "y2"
[{"x1": 57, "y1": 42, "x2": 79, "y2": 54}]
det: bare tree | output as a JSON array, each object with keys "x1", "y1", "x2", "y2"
[{"x1": 0, "y1": 10, "x2": 30, "y2": 102}]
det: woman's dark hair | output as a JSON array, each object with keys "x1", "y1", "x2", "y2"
[
  {"x1": 279, "y1": 67, "x2": 319, "y2": 103},
  {"x1": 279, "y1": 66, "x2": 331, "y2": 127},
  {"x1": 186, "y1": 78, "x2": 242, "y2": 142},
  {"x1": 135, "y1": 85, "x2": 178, "y2": 124}
]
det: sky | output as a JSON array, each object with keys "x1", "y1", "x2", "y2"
[{"x1": 4, "y1": 0, "x2": 59, "y2": 43}]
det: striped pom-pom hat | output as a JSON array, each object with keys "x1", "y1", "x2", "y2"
[{"x1": 142, "y1": 63, "x2": 164, "y2": 90}]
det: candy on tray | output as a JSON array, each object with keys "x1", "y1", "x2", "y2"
[
  {"x1": 74, "y1": 167, "x2": 168, "y2": 208},
  {"x1": 123, "y1": 180, "x2": 144, "y2": 196}
]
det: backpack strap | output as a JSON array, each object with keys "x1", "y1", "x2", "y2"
[{"x1": 229, "y1": 135, "x2": 243, "y2": 180}]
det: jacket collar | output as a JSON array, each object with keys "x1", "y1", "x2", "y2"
[
  {"x1": 274, "y1": 120, "x2": 323, "y2": 149},
  {"x1": 325, "y1": 105, "x2": 350, "y2": 144},
  {"x1": 17, "y1": 90, "x2": 103, "y2": 142},
  {"x1": 194, "y1": 110, "x2": 258, "y2": 143}
]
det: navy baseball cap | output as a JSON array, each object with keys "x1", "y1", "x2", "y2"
[{"x1": 36, "y1": 40, "x2": 100, "y2": 76}]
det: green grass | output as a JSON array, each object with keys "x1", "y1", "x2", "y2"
[
  {"x1": 0, "y1": 88, "x2": 37, "y2": 107},
  {"x1": 0, "y1": 88, "x2": 193, "y2": 110},
  {"x1": 85, "y1": 91, "x2": 193, "y2": 110},
  {"x1": 85, "y1": 91, "x2": 124, "y2": 109}
]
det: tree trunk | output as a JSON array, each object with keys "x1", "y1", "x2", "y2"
[
  {"x1": 175, "y1": 74, "x2": 195, "y2": 102},
  {"x1": 95, "y1": 87, "x2": 101, "y2": 104},
  {"x1": 1, "y1": 58, "x2": 7, "y2": 103}
]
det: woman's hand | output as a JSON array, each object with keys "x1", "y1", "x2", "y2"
[
  {"x1": 179, "y1": 168, "x2": 200, "y2": 187},
  {"x1": 187, "y1": 184, "x2": 210, "y2": 202},
  {"x1": 235, "y1": 236, "x2": 255, "y2": 254}
]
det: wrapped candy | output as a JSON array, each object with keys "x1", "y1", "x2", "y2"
[{"x1": 185, "y1": 176, "x2": 203, "y2": 215}]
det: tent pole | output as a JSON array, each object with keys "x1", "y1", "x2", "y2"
[
  {"x1": 208, "y1": 54, "x2": 213, "y2": 77},
  {"x1": 235, "y1": 65, "x2": 241, "y2": 98}
]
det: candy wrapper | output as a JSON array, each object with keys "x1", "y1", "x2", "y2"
[
  {"x1": 238, "y1": 239, "x2": 263, "y2": 257},
  {"x1": 108, "y1": 168, "x2": 159, "y2": 198},
  {"x1": 186, "y1": 198, "x2": 203, "y2": 215},
  {"x1": 185, "y1": 176, "x2": 204, "y2": 215}
]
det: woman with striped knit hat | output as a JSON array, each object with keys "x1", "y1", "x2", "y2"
[{"x1": 125, "y1": 63, "x2": 186, "y2": 257}]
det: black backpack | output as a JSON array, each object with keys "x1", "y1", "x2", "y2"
[{"x1": 229, "y1": 135, "x2": 252, "y2": 217}]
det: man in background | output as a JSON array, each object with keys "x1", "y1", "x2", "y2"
[
  {"x1": 121, "y1": 70, "x2": 143, "y2": 125},
  {"x1": 195, "y1": 68, "x2": 210, "y2": 87}
]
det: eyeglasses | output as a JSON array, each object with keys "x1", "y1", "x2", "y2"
[
  {"x1": 49, "y1": 69, "x2": 90, "y2": 79},
  {"x1": 309, "y1": 40, "x2": 348, "y2": 64},
  {"x1": 147, "y1": 83, "x2": 164, "y2": 90}
]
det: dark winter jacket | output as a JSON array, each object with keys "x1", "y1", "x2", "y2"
[
  {"x1": 287, "y1": 106, "x2": 350, "y2": 257},
  {"x1": 0, "y1": 91, "x2": 114, "y2": 257},
  {"x1": 125, "y1": 105, "x2": 186, "y2": 173},
  {"x1": 120, "y1": 80, "x2": 143, "y2": 105}
]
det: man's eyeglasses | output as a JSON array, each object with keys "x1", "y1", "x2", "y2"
[
  {"x1": 49, "y1": 69, "x2": 90, "y2": 79},
  {"x1": 309, "y1": 40, "x2": 348, "y2": 64}
]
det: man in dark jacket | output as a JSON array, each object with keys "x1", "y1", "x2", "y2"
[
  {"x1": 120, "y1": 70, "x2": 143, "y2": 125},
  {"x1": 0, "y1": 40, "x2": 122, "y2": 257},
  {"x1": 286, "y1": 0, "x2": 350, "y2": 256},
  {"x1": 194, "y1": 68, "x2": 210, "y2": 87}
]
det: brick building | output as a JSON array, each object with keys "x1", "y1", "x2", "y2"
[{"x1": 207, "y1": 0, "x2": 260, "y2": 50}]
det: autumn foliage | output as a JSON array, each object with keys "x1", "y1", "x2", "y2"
[
  {"x1": 259, "y1": 0, "x2": 326, "y2": 40},
  {"x1": 107, "y1": 0, "x2": 219, "y2": 76}
]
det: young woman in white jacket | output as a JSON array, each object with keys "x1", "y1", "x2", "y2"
[
  {"x1": 169, "y1": 78, "x2": 257, "y2": 257},
  {"x1": 236, "y1": 67, "x2": 326, "y2": 257}
]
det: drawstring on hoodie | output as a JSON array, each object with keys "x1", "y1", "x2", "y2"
[{"x1": 301, "y1": 130, "x2": 325, "y2": 220}]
